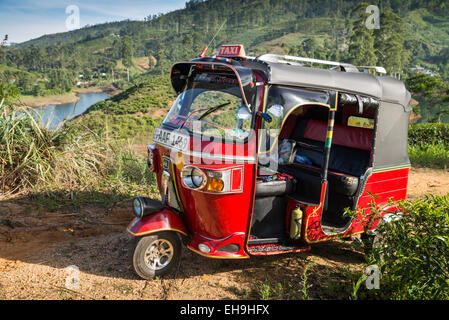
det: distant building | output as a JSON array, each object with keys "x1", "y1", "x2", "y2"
[{"x1": 410, "y1": 66, "x2": 438, "y2": 77}]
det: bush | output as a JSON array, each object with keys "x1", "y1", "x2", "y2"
[
  {"x1": 354, "y1": 195, "x2": 449, "y2": 300},
  {"x1": 409, "y1": 123, "x2": 449, "y2": 147},
  {"x1": 408, "y1": 123, "x2": 449, "y2": 168}
]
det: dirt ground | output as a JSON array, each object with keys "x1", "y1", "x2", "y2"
[{"x1": 0, "y1": 167, "x2": 448, "y2": 300}]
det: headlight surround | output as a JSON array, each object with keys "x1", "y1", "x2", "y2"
[
  {"x1": 181, "y1": 166, "x2": 207, "y2": 190},
  {"x1": 180, "y1": 165, "x2": 244, "y2": 194},
  {"x1": 132, "y1": 196, "x2": 164, "y2": 219}
]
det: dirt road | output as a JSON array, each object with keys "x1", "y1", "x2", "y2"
[{"x1": 0, "y1": 168, "x2": 447, "y2": 300}]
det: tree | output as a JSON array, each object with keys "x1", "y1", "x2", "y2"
[
  {"x1": 373, "y1": 11, "x2": 409, "y2": 77},
  {"x1": 17, "y1": 72, "x2": 34, "y2": 95},
  {"x1": 47, "y1": 68, "x2": 73, "y2": 93},
  {"x1": 191, "y1": 32, "x2": 204, "y2": 57},
  {"x1": 121, "y1": 36, "x2": 134, "y2": 68},
  {"x1": 348, "y1": 3, "x2": 377, "y2": 66},
  {"x1": 0, "y1": 82, "x2": 20, "y2": 106},
  {"x1": 182, "y1": 34, "x2": 194, "y2": 59},
  {"x1": 406, "y1": 74, "x2": 448, "y2": 122},
  {"x1": 0, "y1": 35, "x2": 7, "y2": 65},
  {"x1": 156, "y1": 42, "x2": 167, "y2": 76}
]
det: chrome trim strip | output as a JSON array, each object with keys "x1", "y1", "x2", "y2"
[{"x1": 183, "y1": 151, "x2": 256, "y2": 163}]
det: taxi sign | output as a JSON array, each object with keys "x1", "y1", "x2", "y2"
[{"x1": 217, "y1": 45, "x2": 246, "y2": 58}]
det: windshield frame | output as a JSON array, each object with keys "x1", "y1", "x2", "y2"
[
  {"x1": 162, "y1": 86, "x2": 258, "y2": 145},
  {"x1": 163, "y1": 64, "x2": 259, "y2": 145}
]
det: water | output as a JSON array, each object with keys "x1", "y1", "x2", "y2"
[{"x1": 31, "y1": 92, "x2": 110, "y2": 130}]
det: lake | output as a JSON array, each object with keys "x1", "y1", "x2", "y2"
[{"x1": 31, "y1": 92, "x2": 110, "y2": 130}]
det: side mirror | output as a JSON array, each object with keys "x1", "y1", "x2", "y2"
[
  {"x1": 267, "y1": 104, "x2": 284, "y2": 118},
  {"x1": 236, "y1": 106, "x2": 252, "y2": 120}
]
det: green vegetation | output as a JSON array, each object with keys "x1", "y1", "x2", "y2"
[
  {"x1": 408, "y1": 123, "x2": 449, "y2": 168},
  {"x1": 0, "y1": 0, "x2": 449, "y2": 123},
  {"x1": 406, "y1": 73, "x2": 449, "y2": 122},
  {"x1": 351, "y1": 195, "x2": 449, "y2": 300},
  {"x1": 86, "y1": 75, "x2": 175, "y2": 115},
  {"x1": 0, "y1": 84, "x2": 156, "y2": 209},
  {"x1": 71, "y1": 73, "x2": 173, "y2": 141}
]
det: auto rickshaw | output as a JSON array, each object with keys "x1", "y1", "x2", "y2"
[{"x1": 127, "y1": 45, "x2": 411, "y2": 279}]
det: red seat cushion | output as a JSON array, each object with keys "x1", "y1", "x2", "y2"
[{"x1": 303, "y1": 119, "x2": 373, "y2": 151}]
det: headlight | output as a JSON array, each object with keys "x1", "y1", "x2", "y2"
[
  {"x1": 181, "y1": 166, "x2": 207, "y2": 190},
  {"x1": 132, "y1": 196, "x2": 164, "y2": 219},
  {"x1": 133, "y1": 197, "x2": 143, "y2": 218}
]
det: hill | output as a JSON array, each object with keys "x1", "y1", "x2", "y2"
[{"x1": 1, "y1": 0, "x2": 449, "y2": 122}]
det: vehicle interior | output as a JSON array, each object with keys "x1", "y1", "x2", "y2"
[{"x1": 249, "y1": 102, "x2": 377, "y2": 248}]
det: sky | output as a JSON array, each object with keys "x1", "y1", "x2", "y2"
[{"x1": 0, "y1": 0, "x2": 187, "y2": 44}]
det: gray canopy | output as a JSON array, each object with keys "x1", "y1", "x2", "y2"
[
  {"x1": 249, "y1": 60, "x2": 411, "y2": 111},
  {"x1": 244, "y1": 59, "x2": 412, "y2": 171}
]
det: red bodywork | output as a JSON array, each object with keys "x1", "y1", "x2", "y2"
[
  {"x1": 127, "y1": 208, "x2": 187, "y2": 237},
  {"x1": 127, "y1": 62, "x2": 409, "y2": 259},
  {"x1": 303, "y1": 167, "x2": 409, "y2": 243}
]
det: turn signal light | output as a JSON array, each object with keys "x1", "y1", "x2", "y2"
[{"x1": 207, "y1": 178, "x2": 224, "y2": 192}]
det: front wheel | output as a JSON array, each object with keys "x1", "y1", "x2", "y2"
[{"x1": 132, "y1": 232, "x2": 181, "y2": 280}]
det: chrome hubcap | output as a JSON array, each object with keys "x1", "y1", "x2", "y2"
[{"x1": 144, "y1": 239, "x2": 174, "y2": 270}]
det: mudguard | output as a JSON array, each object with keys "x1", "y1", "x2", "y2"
[{"x1": 127, "y1": 208, "x2": 188, "y2": 237}]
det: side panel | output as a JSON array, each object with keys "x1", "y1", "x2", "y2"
[{"x1": 304, "y1": 167, "x2": 409, "y2": 243}]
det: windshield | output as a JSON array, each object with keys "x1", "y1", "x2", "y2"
[{"x1": 163, "y1": 71, "x2": 253, "y2": 140}]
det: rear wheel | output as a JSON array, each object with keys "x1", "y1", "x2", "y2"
[{"x1": 132, "y1": 232, "x2": 181, "y2": 279}]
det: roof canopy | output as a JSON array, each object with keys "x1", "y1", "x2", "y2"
[{"x1": 251, "y1": 61, "x2": 411, "y2": 111}]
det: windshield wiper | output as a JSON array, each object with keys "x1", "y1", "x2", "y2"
[
  {"x1": 178, "y1": 101, "x2": 231, "y2": 132},
  {"x1": 197, "y1": 102, "x2": 231, "y2": 121}
]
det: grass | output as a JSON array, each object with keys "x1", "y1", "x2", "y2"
[
  {"x1": 0, "y1": 97, "x2": 158, "y2": 211},
  {"x1": 409, "y1": 142, "x2": 449, "y2": 169},
  {"x1": 408, "y1": 123, "x2": 449, "y2": 169}
]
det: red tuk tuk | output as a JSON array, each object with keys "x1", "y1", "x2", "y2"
[{"x1": 127, "y1": 45, "x2": 411, "y2": 279}]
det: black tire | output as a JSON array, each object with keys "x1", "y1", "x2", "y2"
[
  {"x1": 361, "y1": 232, "x2": 383, "y2": 256},
  {"x1": 132, "y1": 232, "x2": 181, "y2": 280}
]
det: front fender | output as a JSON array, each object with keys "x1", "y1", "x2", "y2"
[{"x1": 127, "y1": 208, "x2": 188, "y2": 237}]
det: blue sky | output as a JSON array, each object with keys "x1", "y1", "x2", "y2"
[{"x1": 0, "y1": 0, "x2": 187, "y2": 44}]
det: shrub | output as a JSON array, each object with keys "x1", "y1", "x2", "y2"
[
  {"x1": 408, "y1": 123, "x2": 449, "y2": 147},
  {"x1": 354, "y1": 195, "x2": 449, "y2": 300},
  {"x1": 408, "y1": 123, "x2": 449, "y2": 168}
]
